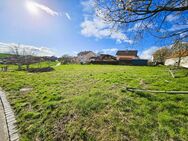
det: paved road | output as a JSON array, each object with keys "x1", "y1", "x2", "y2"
[{"x1": 0, "y1": 98, "x2": 9, "y2": 141}]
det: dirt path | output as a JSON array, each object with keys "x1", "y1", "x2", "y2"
[
  {"x1": 0, "y1": 99, "x2": 9, "y2": 141},
  {"x1": 55, "y1": 62, "x2": 61, "y2": 67}
]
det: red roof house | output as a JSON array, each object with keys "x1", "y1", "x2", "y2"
[{"x1": 116, "y1": 50, "x2": 138, "y2": 60}]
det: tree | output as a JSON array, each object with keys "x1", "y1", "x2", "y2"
[
  {"x1": 10, "y1": 44, "x2": 19, "y2": 56},
  {"x1": 10, "y1": 44, "x2": 22, "y2": 70},
  {"x1": 59, "y1": 55, "x2": 77, "y2": 64},
  {"x1": 171, "y1": 41, "x2": 188, "y2": 67},
  {"x1": 153, "y1": 47, "x2": 171, "y2": 63},
  {"x1": 9, "y1": 44, "x2": 39, "y2": 71},
  {"x1": 95, "y1": 0, "x2": 188, "y2": 41}
]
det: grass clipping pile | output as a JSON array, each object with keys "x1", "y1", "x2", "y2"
[{"x1": 27, "y1": 67, "x2": 54, "y2": 73}]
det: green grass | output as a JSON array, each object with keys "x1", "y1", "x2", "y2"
[
  {"x1": 0, "y1": 61, "x2": 57, "y2": 71},
  {"x1": 0, "y1": 53, "x2": 13, "y2": 58},
  {"x1": 0, "y1": 65, "x2": 188, "y2": 141}
]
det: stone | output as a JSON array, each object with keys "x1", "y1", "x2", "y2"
[{"x1": 20, "y1": 87, "x2": 33, "y2": 94}]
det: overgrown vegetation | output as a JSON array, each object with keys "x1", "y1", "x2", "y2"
[{"x1": 0, "y1": 65, "x2": 188, "y2": 141}]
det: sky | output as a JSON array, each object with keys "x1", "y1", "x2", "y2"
[{"x1": 0, "y1": 0, "x2": 180, "y2": 58}]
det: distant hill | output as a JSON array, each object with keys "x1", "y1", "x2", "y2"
[{"x1": 0, "y1": 53, "x2": 13, "y2": 58}]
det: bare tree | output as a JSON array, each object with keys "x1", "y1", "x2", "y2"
[
  {"x1": 9, "y1": 44, "x2": 22, "y2": 70},
  {"x1": 59, "y1": 55, "x2": 77, "y2": 64},
  {"x1": 10, "y1": 44, "x2": 20, "y2": 56},
  {"x1": 153, "y1": 47, "x2": 171, "y2": 63},
  {"x1": 95, "y1": 0, "x2": 188, "y2": 41},
  {"x1": 9, "y1": 44, "x2": 38, "y2": 70}
]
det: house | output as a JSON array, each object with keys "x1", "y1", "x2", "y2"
[
  {"x1": 164, "y1": 42, "x2": 188, "y2": 68},
  {"x1": 90, "y1": 54, "x2": 116, "y2": 62},
  {"x1": 165, "y1": 57, "x2": 188, "y2": 68},
  {"x1": 165, "y1": 50, "x2": 188, "y2": 68},
  {"x1": 77, "y1": 51, "x2": 96, "y2": 64},
  {"x1": 115, "y1": 50, "x2": 148, "y2": 66},
  {"x1": 116, "y1": 50, "x2": 138, "y2": 60}
]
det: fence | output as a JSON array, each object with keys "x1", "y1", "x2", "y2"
[{"x1": 90, "y1": 59, "x2": 148, "y2": 66}]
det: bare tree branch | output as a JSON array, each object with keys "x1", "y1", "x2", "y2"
[{"x1": 95, "y1": 0, "x2": 188, "y2": 41}]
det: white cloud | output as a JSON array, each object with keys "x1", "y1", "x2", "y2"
[
  {"x1": 101, "y1": 48, "x2": 118, "y2": 54},
  {"x1": 0, "y1": 42, "x2": 11, "y2": 54},
  {"x1": 140, "y1": 46, "x2": 158, "y2": 59},
  {"x1": 81, "y1": 17, "x2": 133, "y2": 44},
  {"x1": 180, "y1": 32, "x2": 188, "y2": 38},
  {"x1": 0, "y1": 42, "x2": 55, "y2": 56},
  {"x1": 73, "y1": 51, "x2": 78, "y2": 56},
  {"x1": 81, "y1": 0, "x2": 133, "y2": 44},
  {"x1": 26, "y1": 1, "x2": 72, "y2": 20},
  {"x1": 81, "y1": 0, "x2": 95, "y2": 12},
  {"x1": 166, "y1": 14, "x2": 179, "y2": 22},
  {"x1": 169, "y1": 24, "x2": 188, "y2": 31},
  {"x1": 128, "y1": 22, "x2": 153, "y2": 32},
  {"x1": 65, "y1": 12, "x2": 71, "y2": 20},
  {"x1": 27, "y1": 1, "x2": 61, "y2": 16}
]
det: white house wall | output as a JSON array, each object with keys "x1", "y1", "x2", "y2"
[{"x1": 165, "y1": 56, "x2": 188, "y2": 68}]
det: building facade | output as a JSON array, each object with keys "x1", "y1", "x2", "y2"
[
  {"x1": 77, "y1": 51, "x2": 96, "y2": 64},
  {"x1": 116, "y1": 50, "x2": 138, "y2": 60}
]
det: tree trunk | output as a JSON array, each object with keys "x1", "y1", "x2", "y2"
[
  {"x1": 18, "y1": 64, "x2": 22, "y2": 71},
  {"x1": 177, "y1": 57, "x2": 181, "y2": 68},
  {"x1": 4, "y1": 66, "x2": 8, "y2": 72},
  {"x1": 26, "y1": 65, "x2": 30, "y2": 71}
]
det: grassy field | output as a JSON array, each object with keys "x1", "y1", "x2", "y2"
[
  {"x1": 0, "y1": 65, "x2": 188, "y2": 141},
  {"x1": 0, "y1": 53, "x2": 13, "y2": 58},
  {"x1": 0, "y1": 61, "x2": 57, "y2": 71}
]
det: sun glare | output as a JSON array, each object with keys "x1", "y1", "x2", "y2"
[{"x1": 26, "y1": 1, "x2": 39, "y2": 15}]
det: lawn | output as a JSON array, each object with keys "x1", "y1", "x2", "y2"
[{"x1": 0, "y1": 65, "x2": 188, "y2": 141}]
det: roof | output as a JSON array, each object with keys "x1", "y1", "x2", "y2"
[
  {"x1": 100, "y1": 54, "x2": 116, "y2": 59},
  {"x1": 116, "y1": 50, "x2": 138, "y2": 56},
  {"x1": 77, "y1": 51, "x2": 95, "y2": 56},
  {"x1": 100, "y1": 54, "x2": 115, "y2": 57},
  {"x1": 90, "y1": 54, "x2": 116, "y2": 61}
]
